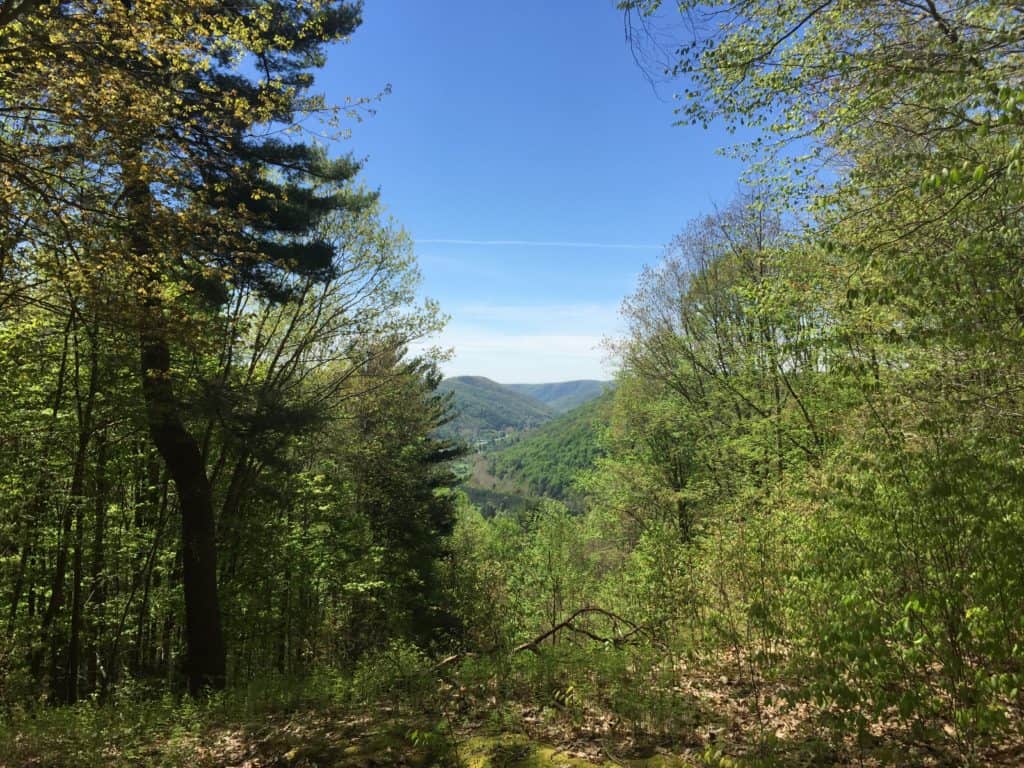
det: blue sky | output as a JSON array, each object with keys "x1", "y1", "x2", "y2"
[{"x1": 320, "y1": 0, "x2": 743, "y2": 383}]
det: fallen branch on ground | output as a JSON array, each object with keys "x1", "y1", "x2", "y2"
[
  {"x1": 433, "y1": 607, "x2": 650, "y2": 671},
  {"x1": 513, "y1": 607, "x2": 649, "y2": 654}
]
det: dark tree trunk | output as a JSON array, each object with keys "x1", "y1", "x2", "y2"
[
  {"x1": 139, "y1": 301, "x2": 226, "y2": 696},
  {"x1": 126, "y1": 163, "x2": 226, "y2": 695}
]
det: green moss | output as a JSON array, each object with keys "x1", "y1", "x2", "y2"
[{"x1": 459, "y1": 734, "x2": 696, "y2": 767}]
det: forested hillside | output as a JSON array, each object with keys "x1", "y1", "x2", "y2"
[
  {"x1": 487, "y1": 391, "x2": 612, "y2": 503},
  {"x1": 4, "y1": 1, "x2": 1024, "y2": 767},
  {"x1": 436, "y1": 376, "x2": 554, "y2": 441}
]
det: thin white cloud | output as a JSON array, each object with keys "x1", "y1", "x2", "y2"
[
  {"x1": 438, "y1": 330, "x2": 614, "y2": 383},
  {"x1": 409, "y1": 329, "x2": 615, "y2": 382},
  {"x1": 409, "y1": 302, "x2": 627, "y2": 382},
  {"x1": 418, "y1": 238, "x2": 661, "y2": 251}
]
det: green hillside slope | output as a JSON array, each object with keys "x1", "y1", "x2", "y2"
[
  {"x1": 486, "y1": 391, "x2": 613, "y2": 502},
  {"x1": 437, "y1": 376, "x2": 554, "y2": 441}
]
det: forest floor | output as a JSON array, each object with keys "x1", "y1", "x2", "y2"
[{"x1": 4, "y1": 660, "x2": 1023, "y2": 767}]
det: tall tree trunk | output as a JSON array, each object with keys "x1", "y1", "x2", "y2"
[
  {"x1": 139, "y1": 334, "x2": 225, "y2": 693},
  {"x1": 64, "y1": 326, "x2": 100, "y2": 703},
  {"x1": 30, "y1": 313, "x2": 75, "y2": 692},
  {"x1": 87, "y1": 431, "x2": 108, "y2": 695},
  {"x1": 125, "y1": 161, "x2": 225, "y2": 695},
  {"x1": 66, "y1": 496, "x2": 84, "y2": 702}
]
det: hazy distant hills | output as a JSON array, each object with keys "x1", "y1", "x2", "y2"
[
  {"x1": 437, "y1": 376, "x2": 555, "y2": 441},
  {"x1": 504, "y1": 380, "x2": 611, "y2": 414},
  {"x1": 436, "y1": 376, "x2": 612, "y2": 443}
]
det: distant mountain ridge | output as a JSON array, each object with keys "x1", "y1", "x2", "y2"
[
  {"x1": 437, "y1": 376, "x2": 612, "y2": 442},
  {"x1": 437, "y1": 376, "x2": 555, "y2": 441},
  {"x1": 504, "y1": 380, "x2": 612, "y2": 413}
]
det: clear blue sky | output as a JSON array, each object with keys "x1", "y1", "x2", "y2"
[{"x1": 320, "y1": 0, "x2": 743, "y2": 383}]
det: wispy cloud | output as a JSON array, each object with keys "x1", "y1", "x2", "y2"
[
  {"x1": 409, "y1": 301, "x2": 627, "y2": 381},
  {"x1": 417, "y1": 238, "x2": 662, "y2": 251}
]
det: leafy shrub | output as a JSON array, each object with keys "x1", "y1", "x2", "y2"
[{"x1": 351, "y1": 639, "x2": 437, "y2": 712}]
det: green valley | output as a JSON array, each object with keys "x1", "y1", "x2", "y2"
[
  {"x1": 486, "y1": 390, "x2": 613, "y2": 506},
  {"x1": 440, "y1": 376, "x2": 611, "y2": 515}
]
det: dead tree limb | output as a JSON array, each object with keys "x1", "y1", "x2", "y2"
[
  {"x1": 513, "y1": 607, "x2": 648, "y2": 654},
  {"x1": 433, "y1": 607, "x2": 650, "y2": 672}
]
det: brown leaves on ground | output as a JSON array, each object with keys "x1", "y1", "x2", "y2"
[
  {"x1": 446, "y1": 651, "x2": 1024, "y2": 768},
  {"x1": 6, "y1": 655, "x2": 1023, "y2": 768}
]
